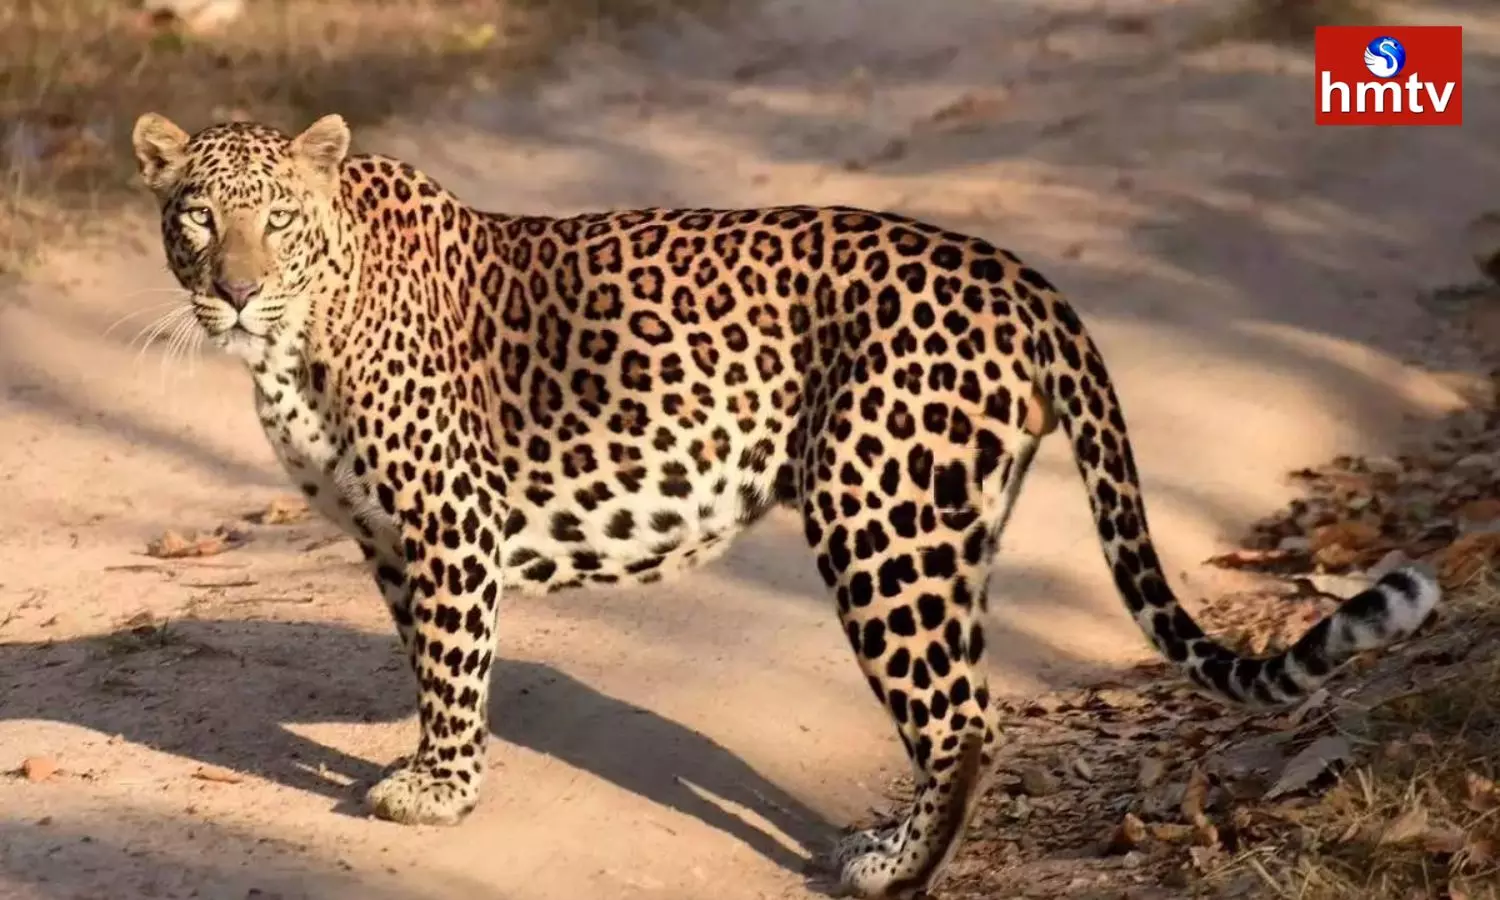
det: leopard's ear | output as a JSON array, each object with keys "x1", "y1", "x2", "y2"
[
  {"x1": 132, "y1": 112, "x2": 190, "y2": 196},
  {"x1": 290, "y1": 114, "x2": 350, "y2": 179}
]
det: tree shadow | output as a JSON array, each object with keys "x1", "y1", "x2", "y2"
[{"x1": 0, "y1": 617, "x2": 831, "y2": 876}]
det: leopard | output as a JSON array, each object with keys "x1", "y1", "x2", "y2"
[{"x1": 130, "y1": 111, "x2": 1441, "y2": 899}]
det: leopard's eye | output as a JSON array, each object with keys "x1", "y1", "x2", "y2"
[
  {"x1": 183, "y1": 207, "x2": 213, "y2": 228},
  {"x1": 266, "y1": 209, "x2": 297, "y2": 231}
]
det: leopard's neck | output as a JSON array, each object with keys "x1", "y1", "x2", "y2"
[{"x1": 248, "y1": 198, "x2": 364, "y2": 475}]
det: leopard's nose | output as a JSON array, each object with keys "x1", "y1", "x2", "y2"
[{"x1": 213, "y1": 279, "x2": 260, "y2": 310}]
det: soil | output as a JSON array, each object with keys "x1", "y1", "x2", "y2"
[{"x1": 2, "y1": 1, "x2": 1498, "y2": 898}]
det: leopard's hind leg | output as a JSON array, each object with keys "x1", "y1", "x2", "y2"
[{"x1": 804, "y1": 414, "x2": 1042, "y2": 897}]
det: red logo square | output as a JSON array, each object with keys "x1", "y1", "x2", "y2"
[{"x1": 1314, "y1": 25, "x2": 1463, "y2": 126}]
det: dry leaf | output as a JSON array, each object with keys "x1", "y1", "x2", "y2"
[
  {"x1": 1456, "y1": 498, "x2": 1500, "y2": 525},
  {"x1": 1467, "y1": 836, "x2": 1496, "y2": 866},
  {"x1": 1265, "y1": 734, "x2": 1351, "y2": 800},
  {"x1": 1313, "y1": 541, "x2": 1364, "y2": 570},
  {"x1": 1205, "y1": 548, "x2": 1302, "y2": 570},
  {"x1": 1149, "y1": 822, "x2": 1196, "y2": 844},
  {"x1": 21, "y1": 757, "x2": 59, "y2": 782},
  {"x1": 251, "y1": 496, "x2": 309, "y2": 525},
  {"x1": 146, "y1": 529, "x2": 233, "y2": 559},
  {"x1": 1435, "y1": 532, "x2": 1500, "y2": 589},
  {"x1": 1181, "y1": 764, "x2": 1211, "y2": 827},
  {"x1": 1106, "y1": 813, "x2": 1147, "y2": 854},
  {"x1": 1464, "y1": 771, "x2": 1496, "y2": 811},
  {"x1": 191, "y1": 766, "x2": 244, "y2": 784},
  {"x1": 1422, "y1": 827, "x2": 1467, "y2": 855},
  {"x1": 1311, "y1": 520, "x2": 1381, "y2": 552},
  {"x1": 1377, "y1": 805, "x2": 1429, "y2": 846}
]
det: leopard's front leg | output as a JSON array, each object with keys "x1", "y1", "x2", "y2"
[{"x1": 364, "y1": 479, "x2": 505, "y2": 826}]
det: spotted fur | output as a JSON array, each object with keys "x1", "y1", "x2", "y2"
[{"x1": 131, "y1": 113, "x2": 1442, "y2": 899}]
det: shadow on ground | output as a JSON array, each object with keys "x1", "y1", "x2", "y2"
[
  {"x1": 0, "y1": 811, "x2": 511, "y2": 900},
  {"x1": 0, "y1": 618, "x2": 832, "y2": 875}
]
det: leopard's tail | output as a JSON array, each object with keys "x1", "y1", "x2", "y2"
[{"x1": 1031, "y1": 306, "x2": 1440, "y2": 708}]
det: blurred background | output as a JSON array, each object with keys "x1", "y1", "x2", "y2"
[{"x1": 0, "y1": 0, "x2": 727, "y2": 271}]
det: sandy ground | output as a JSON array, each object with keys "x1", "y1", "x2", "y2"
[{"x1": 2, "y1": 1, "x2": 1498, "y2": 898}]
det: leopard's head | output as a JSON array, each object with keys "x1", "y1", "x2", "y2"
[{"x1": 131, "y1": 113, "x2": 351, "y2": 364}]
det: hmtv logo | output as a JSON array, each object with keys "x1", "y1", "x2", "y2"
[{"x1": 1316, "y1": 26, "x2": 1463, "y2": 126}]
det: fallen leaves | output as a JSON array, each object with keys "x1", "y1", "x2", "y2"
[
  {"x1": 1464, "y1": 771, "x2": 1497, "y2": 812},
  {"x1": 1377, "y1": 804, "x2": 1430, "y2": 846},
  {"x1": 21, "y1": 757, "x2": 59, "y2": 782},
  {"x1": 247, "y1": 496, "x2": 309, "y2": 526},
  {"x1": 1310, "y1": 519, "x2": 1382, "y2": 569},
  {"x1": 191, "y1": 766, "x2": 244, "y2": 785},
  {"x1": 146, "y1": 525, "x2": 247, "y2": 559},
  {"x1": 1264, "y1": 734, "x2": 1352, "y2": 800},
  {"x1": 934, "y1": 340, "x2": 1500, "y2": 900},
  {"x1": 1204, "y1": 396, "x2": 1500, "y2": 589},
  {"x1": 1106, "y1": 812, "x2": 1148, "y2": 854},
  {"x1": 1435, "y1": 531, "x2": 1500, "y2": 590}
]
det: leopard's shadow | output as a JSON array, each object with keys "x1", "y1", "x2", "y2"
[{"x1": 0, "y1": 619, "x2": 832, "y2": 874}]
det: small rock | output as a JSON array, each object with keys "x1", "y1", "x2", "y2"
[
  {"x1": 1019, "y1": 765, "x2": 1059, "y2": 797},
  {"x1": 1007, "y1": 794, "x2": 1034, "y2": 822},
  {"x1": 1276, "y1": 535, "x2": 1311, "y2": 552},
  {"x1": 22, "y1": 757, "x2": 59, "y2": 782},
  {"x1": 1456, "y1": 452, "x2": 1494, "y2": 473},
  {"x1": 1137, "y1": 756, "x2": 1165, "y2": 790},
  {"x1": 1189, "y1": 844, "x2": 1222, "y2": 869},
  {"x1": 1071, "y1": 756, "x2": 1094, "y2": 781}
]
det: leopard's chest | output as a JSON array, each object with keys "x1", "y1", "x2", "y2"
[{"x1": 252, "y1": 377, "x2": 395, "y2": 548}]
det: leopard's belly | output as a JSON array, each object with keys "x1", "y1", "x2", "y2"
[{"x1": 496, "y1": 457, "x2": 790, "y2": 595}]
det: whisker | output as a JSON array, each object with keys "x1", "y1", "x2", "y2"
[
  {"x1": 159, "y1": 317, "x2": 191, "y2": 400},
  {"x1": 187, "y1": 326, "x2": 206, "y2": 378},
  {"x1": 128, "y1": 305, "x2": 187, "y2": 349},
  {"x1": 163, "y1": 315, "x2": 191, "y2": 374},
  {"x1": 131, "y1": 306, "x2": 194, "y2": 372},
  {"x1": 101, "y1": 298, "x2": 186, "y2": 340}
]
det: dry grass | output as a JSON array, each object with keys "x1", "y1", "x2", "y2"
[
  {"x1": 0, "y1": 0, "x2": 724, "y2": 274},
  {"x1": 931, "y1": 365, "x2": 1500, "y2": 898},
  {"x1": 1201, "y1": 581, "x2": 1500, "y2": 900}
]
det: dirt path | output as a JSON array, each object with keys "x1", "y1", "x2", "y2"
[{"x1": 1, "y1": 1, "x2": 1496, "y2": 898}]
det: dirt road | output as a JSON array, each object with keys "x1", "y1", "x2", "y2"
[{"x1": 1, "y1": 1, "x2": 1495, "y2": 897}]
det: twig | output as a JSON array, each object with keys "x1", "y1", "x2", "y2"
[
  {"x1": 1247, "y1": 855, "x2": 1292, "y2": 898},
  {"x1": 223, "y1": 595, "x2": 314, "y2": 606}
]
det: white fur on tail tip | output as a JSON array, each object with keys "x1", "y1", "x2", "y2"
[
  {"x1": 1381, "y1": 564, "x2": 1442, "y2": 634},
  {"x1": 1332, "y1": 564, "x2": 1442, "y2": 657}
]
